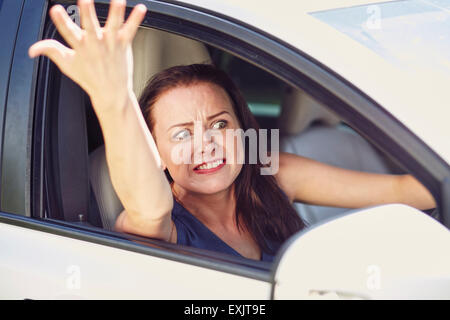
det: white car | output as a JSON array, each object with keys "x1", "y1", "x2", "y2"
[{"x1": 0, "y1": 0, "x2": 449, "y2": 299}]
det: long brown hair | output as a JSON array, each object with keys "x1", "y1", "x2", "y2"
[{"x1": 139, "y1": 64, "x2": 305, "y2": 254}]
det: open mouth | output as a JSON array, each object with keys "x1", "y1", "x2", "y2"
[{"x1": 193, "y1": 158, "x2": 226, "y2": 173}]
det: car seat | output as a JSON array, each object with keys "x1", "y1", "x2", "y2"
[{"x1": 278, "y1": 86, "x2": 394, "y2": 225}]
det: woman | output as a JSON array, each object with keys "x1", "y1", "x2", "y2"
[{"x1": 29, "y1": 0, "x2": 435, "y2": 262}]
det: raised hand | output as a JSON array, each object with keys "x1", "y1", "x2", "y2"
[{"x1": 29, "y1": 0, "x2": 146, "y2": 109}]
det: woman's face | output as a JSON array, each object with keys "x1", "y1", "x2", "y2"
[{"x1": 151, "y1": 81, "x2": 243, "y2": 195}]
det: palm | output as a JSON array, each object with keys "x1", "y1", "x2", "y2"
[{"x1": 29, "y1": 0, "x2": 146, "y2": 104}]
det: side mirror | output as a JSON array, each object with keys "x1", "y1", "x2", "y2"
[{"x1": 273, "y1": 204, "x2": 450, "y2": 299}]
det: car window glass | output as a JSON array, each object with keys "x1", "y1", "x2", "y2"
[{"x1": 310, "y1": 0, "x2": 450, "y2": 76}]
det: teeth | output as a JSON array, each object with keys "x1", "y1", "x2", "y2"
[{"x1": 197, "y1": 159, "x2": 223, "y2": 170}]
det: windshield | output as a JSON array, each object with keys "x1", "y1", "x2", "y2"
[{"x1": 310, "y1": 0, "x2": 450, "y2": 76}]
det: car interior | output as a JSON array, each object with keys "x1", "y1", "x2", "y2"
[{"x1": 44, "y1": 26, "x2": 406, "y2": 253}]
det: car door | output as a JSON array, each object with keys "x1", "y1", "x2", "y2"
[{"x1": 0, "y1": 0, "x2": 274, "y2": 299}]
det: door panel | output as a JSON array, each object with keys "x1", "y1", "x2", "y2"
[{"x1": 0, "y1": 221, "x2": 271, "y2": 299}]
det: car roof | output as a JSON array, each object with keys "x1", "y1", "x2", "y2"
[{"x1": 175, "y1": 0, "x2": 450, "y2": 165}]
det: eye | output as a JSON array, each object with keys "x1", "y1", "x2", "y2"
[
  {"x1": 212, "y1": 120, "x2": 228, "y2": 130},
  {"x1": 172, "y1": 129, "x2": 191, "y2": 141}
]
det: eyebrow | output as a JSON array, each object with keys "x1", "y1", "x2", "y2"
[{"x1": 167, "y1": 110, "x2": 231, "y2": 131}]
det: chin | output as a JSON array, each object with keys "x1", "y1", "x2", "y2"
[
  {"x1": 171, "y1": 165, "x2": 242, "y2": 195},
  {"x1": 190, "y1": 178, "x2": 233, "y2": 195}
]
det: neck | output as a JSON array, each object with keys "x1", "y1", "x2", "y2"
[{"x1": 172, "y1": 183, "x2": 237, "y2": 228}]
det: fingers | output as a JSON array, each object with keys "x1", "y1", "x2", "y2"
[
  {"x1": 120, "y1": 4, "x2": 146, "y2": 43},
  {"x1": 78, "y1": 0, "x2": 101, "y2": 35},
  {"x1": 105, "y1": 0, "x2": 126, "y2": 31},
  {"x1": 28, "y1": 39, "x2": 73, "y2": 71},
  {"x1": 49, "y1": 5, "x2": 82, "y2": 48}
]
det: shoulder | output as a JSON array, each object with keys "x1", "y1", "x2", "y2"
[
  {"x1": 273, "y1": 152, "x2": 299, "y2": 203},
  {"x1": 274, "y1": 152, "x2": 320, "y2": 203}
]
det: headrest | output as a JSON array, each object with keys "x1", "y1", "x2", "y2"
[
  {"x1": 278, "y1": 87, "x2": 340, "y2": 135},
  {"x1": 89, "y1": 145, "x2": 123, "y2": 231},
  {"x1": 132, "y1": 27, "x2": 212, "y2": 99}
]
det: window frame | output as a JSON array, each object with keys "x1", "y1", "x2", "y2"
[
  {"x1": 0, "y1": 0, "x2": 24, "y2": 210},
  {"x1": 1, "y1": 0, "x2": 447, "y2": 286}
]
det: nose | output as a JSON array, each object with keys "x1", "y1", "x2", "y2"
[{"x1": 192, "y1": 124, "x2": 217, "y2": 164}]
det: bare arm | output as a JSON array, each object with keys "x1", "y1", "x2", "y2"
[
  {"x1": 29, "y1": 0, "x2": 174, "y2": 240},
  {"x1": 275, "y1": 152, "x2": 436, "y2": 211},
  {"x1": 98, "y1": 93, "x2": 174, "y2": 240}
]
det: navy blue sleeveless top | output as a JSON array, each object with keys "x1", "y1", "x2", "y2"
[{"x1": 171, "y1": 199, "x2": 279, "y2": 262}]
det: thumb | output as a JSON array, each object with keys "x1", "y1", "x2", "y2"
[{"x1": 29, "y1": 39, "x2": 73, "y2": 71}]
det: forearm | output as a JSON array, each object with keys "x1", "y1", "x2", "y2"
[
  {"x1": 303, "y1": 170, "x2": 435, "y2": 211},
  {"x1": 91, "y1": 91, "x2": 173, "y2": 222},
  {"x1": 303, "y1": 170, "x2": 436, "y2": 210},
  {"x1": 300, "y1": 169, "x2": 404, "y2": 209},
  {"x1": 397, "y1": 174, "x2": 436, "y2": 210},
  {"x1": 279, "y1": 153, "x2": 436, "y2": 211}
]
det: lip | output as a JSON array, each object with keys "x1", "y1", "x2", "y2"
[{"x1": 193, "y1": 158, "x2": 226, "y2": 174}]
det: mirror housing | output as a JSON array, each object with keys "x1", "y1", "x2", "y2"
[{"x1": 273, "y1": 204, "x2": 450, "y2": 299}]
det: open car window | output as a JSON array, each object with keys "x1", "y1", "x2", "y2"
[{"x1": 42, "y1": 22, "x2": 406, "y2": 258}]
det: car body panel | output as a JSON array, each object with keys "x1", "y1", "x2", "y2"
[{"x1": 0, "y1": 220, "x2": 271, "y2": 299}]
